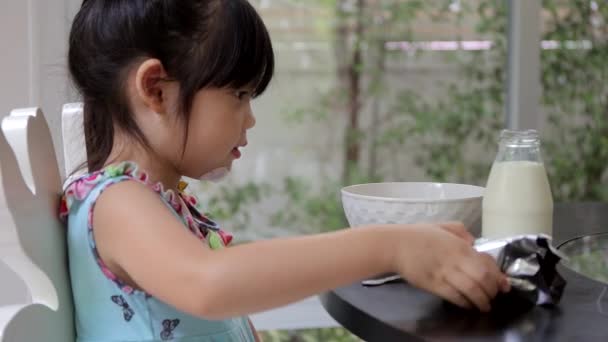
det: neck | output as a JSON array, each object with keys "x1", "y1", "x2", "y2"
[{"x1": 105, "y1": 135, "x2": 182, "y2": 191}]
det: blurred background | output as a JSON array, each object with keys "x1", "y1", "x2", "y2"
[
  {"x1": 205, "y1": 1, "x2": 608, "y2": 339},
  {"x1": 206, "y1": 0, "x2": 607, "y2": 241},
  {"x1": 1, "y1": 0, "x2": 607, "y2": 340}
]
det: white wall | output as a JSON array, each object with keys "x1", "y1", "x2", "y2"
[{"x1": 0, "y1": 0, "x2": 77, "y2": 306}]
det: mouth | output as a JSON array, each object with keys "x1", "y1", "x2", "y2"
[
  {"x1": 231, "y1": 147, "x2": 242, "y2": 159},
  {"x1": 232, "y1": 140, "x2": 247, "y2": 159}
]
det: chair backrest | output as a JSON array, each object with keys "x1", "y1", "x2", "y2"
[
  {"x1": 0, "y1": 108, "x2": 75, "y2": 341},
  {"x1": 61, "y1": 103, "x2": 86, "y2": 178}
]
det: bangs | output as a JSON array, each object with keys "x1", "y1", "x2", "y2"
[{"x1": 189, "y1": 1, "x2": 274, "y2": 98}]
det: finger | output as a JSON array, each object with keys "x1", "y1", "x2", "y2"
[
  {"x1": 460, "y1": 254, "x2": 500, "y2": 301},
  {"x1": 434, "y1": 282, "x2": 474, "y2": 310},
  {"x1": 438, "y1": 222, "x2": 474, "y2": 244},
  {"x1": 479, "y1": 253, "x2": 511, "y2": 293},
  {"x1": 501, "y1": 276, "x2": 511, "y2": 293},
  {"x1": 481, "y1": 253, "x2": 510, "y2": 294},
  {"x1": 480, "y1": 252, "x2": 511, "y2": 293},
  {"x1": 445, "y1": 268, "x2": 492, "y2": 312}
]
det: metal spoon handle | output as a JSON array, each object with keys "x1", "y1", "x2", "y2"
[{"x1": 361, "y1": 274, "x2": 403, "y2": 287}]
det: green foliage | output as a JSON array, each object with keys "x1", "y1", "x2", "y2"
[
  {"x1": 541, "y1": 0, "x2": 608, "y2": 201},
  {"x1": 206, "y1": 0, "x2": 608, "y2": 260},
  {"x1": 205, "y1": 0, "x2": 608, "y2": 339},
  {"x1": 390, "y1": 1, "x2": 508, "y2": 185},
  {"x1": 270, "y1": 177, "x2": 347, "y2": 233},
  {"x1": 261, "y1": 327, "x2": 361, "y2": 342},
  {"x1": 385, "y1": 0, "x2": 608, "y2": 200},
  {"x1": 206, "y1": 181, "x2": 272, "y2": 232},
  {"x1": 270, "y1": 166, "x2": 380, "y2": 233}
]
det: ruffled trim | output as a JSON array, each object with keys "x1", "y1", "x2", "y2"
[
  {"x1": 60, "y1": 162, "x2": 149, "y2": 220},
  {"x1": 59, "y1": 161, "x2": 234, "y2": 294},
  {"x1": 61, "y1": 161, "x2": 233, "y2": 247}
]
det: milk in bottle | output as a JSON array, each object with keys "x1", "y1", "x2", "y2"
[{"x1": 482, "y1": 130, "x2": 553, "y2": 239}]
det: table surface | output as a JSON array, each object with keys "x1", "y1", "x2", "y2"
[{"x1": 320, "y1": 203, "x2": 608, "y2": 342}]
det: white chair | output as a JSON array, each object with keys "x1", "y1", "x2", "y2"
[
  {"x1": 0, "y1": 103, "x2": 338, "y2": 338},
  {"x1": 61, "y1": 103, "x2": 87, "y2": 178},
  {"x1": 0, "y1": 107, "x2": 75, "y2": 341}
]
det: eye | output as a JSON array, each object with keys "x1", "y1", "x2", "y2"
[{"x1": 234, "y1": 90, "x2": 251, "y2": 100}]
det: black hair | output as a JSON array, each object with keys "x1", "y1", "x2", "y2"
[{"x1": 68, "y1": 0, "x2": 274, "y2": 171}]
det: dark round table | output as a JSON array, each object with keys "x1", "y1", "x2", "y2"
[{"x1": 320, "y1": 203, "x2": 608, "y2": 342}]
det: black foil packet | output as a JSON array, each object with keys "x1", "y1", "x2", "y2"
[{"x1": 475, "y1": 234, "x2": 567, "y2": 307}]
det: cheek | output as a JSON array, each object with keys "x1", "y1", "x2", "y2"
[
  {"x1": 179, "y1": 126, "x2": 224, "y2": 176},
  {"x1": 184, "y1": 111, "x2": 230, "y2": 157}
]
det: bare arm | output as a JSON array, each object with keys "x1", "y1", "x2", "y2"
[
  {"x1": 94, "y1": 181, "x2": 396, "y2": 319},
  {"x1": 94, "y1": 181, "x2": 509, "y2": 319}
]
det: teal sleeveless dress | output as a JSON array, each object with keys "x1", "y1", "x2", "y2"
[{"x1": 60, "y1": 162, "x2": 255, "y2": 342}]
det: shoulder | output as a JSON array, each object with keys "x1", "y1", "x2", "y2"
[
  {"x1": 93, "y1": 179, "x2": 171, "y2": 223},
  {"x1": 61, "y1": 162, "x2": 153, "y2": 219}
]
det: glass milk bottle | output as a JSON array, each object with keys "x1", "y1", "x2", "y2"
[{"x1": 482, "y1": 130, "x2": 553, "y2": 239}]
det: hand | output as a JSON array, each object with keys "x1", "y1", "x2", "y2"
[
  {"x1": 436, "y1": 221, "x2": 476, "y2": 245},
  {"x1": 392, "y1": 222, "x2": 510, "y2": 312}
]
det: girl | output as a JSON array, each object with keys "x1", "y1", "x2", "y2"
[{"x1": 61, "y1": 1, "x2": 510, "y2": 341}]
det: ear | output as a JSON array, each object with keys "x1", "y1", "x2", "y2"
[{"x1": 134, "y1": 59, "x2": 172, "y2": 114}]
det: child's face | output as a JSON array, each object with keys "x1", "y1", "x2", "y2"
[
  {"x1": 171, "y1": 87, "x2": 256, "y2": 179},
  {"x1": 129, "y1": 59, "x2": 256, "y2": 180}
]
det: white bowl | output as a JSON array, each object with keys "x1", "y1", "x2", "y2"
[{"x1": 341, "y1": 182, "x2": 484, "y2": 236}]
